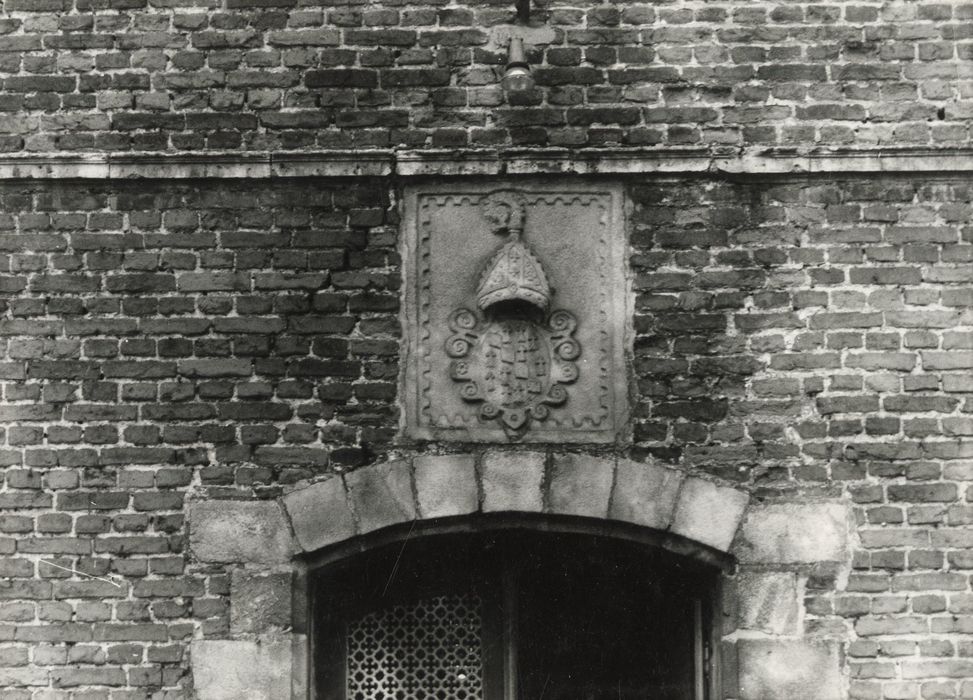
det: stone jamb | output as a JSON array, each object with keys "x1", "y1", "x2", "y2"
[{"x1": 721, "y1": 501, "x2": 857, "y2": 700}]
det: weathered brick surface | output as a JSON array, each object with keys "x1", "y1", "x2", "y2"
[
  {"x1": 0, "y1": 2, "x2": 970, "y2": 152},
  {"x1": 0, "y1": 171, "x2": 970, "y2": 693},
  {"x1": 629, "y1": 177, "x2": 971, "y2": 700},
  {"x1": 0, "y1": 179, "x2": 397, "y2": 695}
]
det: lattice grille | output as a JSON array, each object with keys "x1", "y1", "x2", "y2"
[{"x1": 347, "y1": 593, "x2": 484, "y2": 700}]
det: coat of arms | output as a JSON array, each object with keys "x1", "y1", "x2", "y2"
[{"x1": 445, "y1": 191, "x2": 580, "y2": 435}]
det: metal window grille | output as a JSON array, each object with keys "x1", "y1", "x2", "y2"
[{"x1": 346, "y1": 593, "x2": 484, "y2": 700}]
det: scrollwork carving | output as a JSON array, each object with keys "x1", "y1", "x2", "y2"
[{"x1": 444, "y1": 308, "x2": 580, "y2": 435}]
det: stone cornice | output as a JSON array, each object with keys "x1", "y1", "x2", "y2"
[{"x1": 0, "y1": 147, "x2": 971, "y2": 179}]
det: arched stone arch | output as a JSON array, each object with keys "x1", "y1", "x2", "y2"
[
  {"x1": 186, "y1": 453, "x2": 855, "y2": 700},
  {"x1": 186, "y1": 453, "x2": 750, "y2": 699},
  {"x1": 279, "y1": 452, "x2": 751, "y2": 560}
]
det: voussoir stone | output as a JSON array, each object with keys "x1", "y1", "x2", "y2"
[
  {"x1": 281, "y1": 476, "x2": 356, "y2": 553},
  {"x1": 547, "y1": 453, "x2": 614, "y2": 518},
  {"x1": 192, "y1": 639, "x2": 294, "y2": 700},
  {"x1": 345, "y1": 460, "x2": 417, "y2": 534},
  {"x1": 189, "y1": 500, "x2": 294, "y2": 564},
  {"x1": 737, "y1": 639, "x2": 843, "y2": 700},
  {"x1": 230, "y1": 570, "x2": 293, "y2": 636},
  {"x1": 609, "y1": 458, "x2": 683, "y2": 530},
  {"x1": 735, "y1": 502, "x2": 849, "y2": 564},
  {"x1": 414, "y1": 454, "x2": 477, "y2": 519},
  {"x1": 481, "y1": 450, "x2": 545, "y2": 513},
  {"x1": 669, "y1": 477, "x2": 749, "y2": 552}
]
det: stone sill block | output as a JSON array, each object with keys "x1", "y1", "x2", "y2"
[{"x1": 2, "y1": 146, "x2": 973, "y2": 179}]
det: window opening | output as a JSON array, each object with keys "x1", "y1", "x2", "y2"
[{"x1": 311, "y1": 528, "x2": 717, "y2": 700}]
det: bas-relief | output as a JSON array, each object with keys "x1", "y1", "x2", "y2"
[
  {"x1": 402, "y1": 181, "x2": 628, "y2": 443},
  {"x1": 445, "y1": 191, "x2": 582, "y2": 434}
]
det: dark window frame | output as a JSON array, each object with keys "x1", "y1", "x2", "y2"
[{"x1": 309, "y1": 520, "x2": 722, "y2": 700}]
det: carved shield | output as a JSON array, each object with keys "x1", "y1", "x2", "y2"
[{"x1": 446, "y1": 309, "x2": 580, "y2": 432}]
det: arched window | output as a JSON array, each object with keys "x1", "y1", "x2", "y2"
[{"x1": 311, "y1": 526, "x2": 718, "y2": 700}]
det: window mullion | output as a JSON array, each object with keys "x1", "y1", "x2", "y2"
[
  {"x1": 502, "y1": 565, "x2": 518, "y2": 700},
  {"x1": 480, "y1": 552, "x2": 506, "y2": 700},
  {"x1": 693, "y1": 598, "x2": 706, "y2": 700}
]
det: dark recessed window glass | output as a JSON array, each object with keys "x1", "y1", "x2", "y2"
[{"x1": 311, "y1": 530, "x2": 716, "y2": 700}]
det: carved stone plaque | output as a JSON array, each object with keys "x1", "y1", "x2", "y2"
[{"x1": 402, "y1": 181, "x2": 628, "y2": 443}]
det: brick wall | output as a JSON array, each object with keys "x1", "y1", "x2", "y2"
[
  {"x1": 2, "y1": 0, "x2": 973, "y2": 696},
  {"x1": 631, "y1": 178, "x2": 973, "y2": 699},
  {"x1": 0, "y1": 174, "x2": 969, "y2": 696},
  {"x1": 0, "y1": 179, "x2": 401, "y2": 696},
  {"x1": 0, "y1": 0, "x2": 971, "y2": 152}
]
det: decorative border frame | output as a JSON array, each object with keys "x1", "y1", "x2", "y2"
[{"x1": 400, "y1": 180, "x2": 629, "y2": 444}]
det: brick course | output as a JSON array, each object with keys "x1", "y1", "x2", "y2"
[{"x1": 0, "y1": 1, "x2": 970, "y2": 151}]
